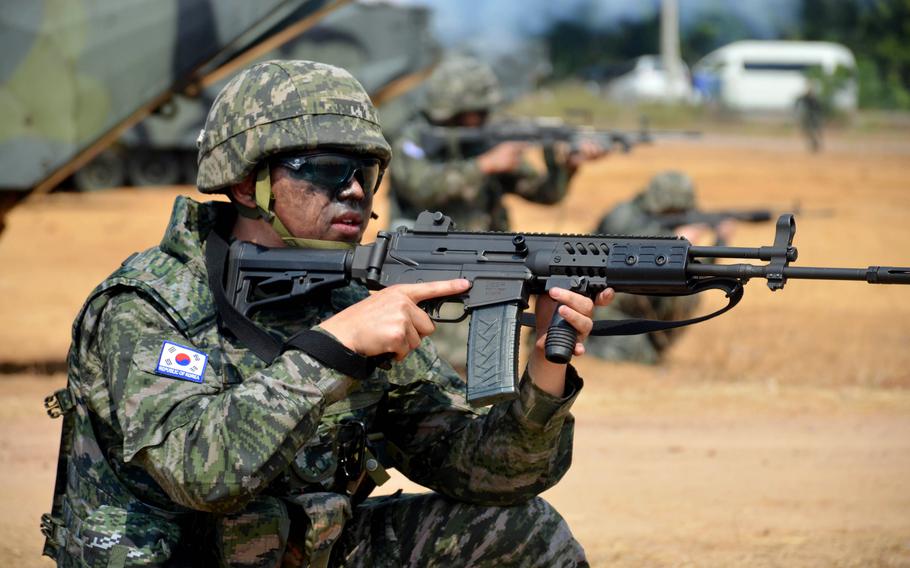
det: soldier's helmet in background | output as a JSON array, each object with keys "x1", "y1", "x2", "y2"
[
  {"x1": 196, "y1": 60, "x2": 391, "y2": 193},
  {"x1": 422, "y1": 55, "x2": 502, "y2": 123},
  {"x1": 638, "y1": 170, "x2": 697, "y2": 214}
]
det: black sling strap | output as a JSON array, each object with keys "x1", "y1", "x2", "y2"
[
  {"x1": 204, "y1": 219, "x2": 375, "y2": 381},
  {"x1": 520, "y1": 278, "x2": 745, "y2": 336},
  {"x1": 205, "y1": 224, "x2": 284, "y2": 363}
]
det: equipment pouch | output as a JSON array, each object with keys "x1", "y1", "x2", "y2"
[{"x1": 286, "y1": 492, "x2": 352, "y2": 568}]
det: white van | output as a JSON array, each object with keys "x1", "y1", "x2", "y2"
[{"x1": 692, "y1": 40, "x2": 857, "y2": 112}]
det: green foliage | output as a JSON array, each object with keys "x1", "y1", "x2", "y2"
[
  {"x1": 804, "y1": 65, "x2": 855, "y2": 118},
  {"x1": 794, "y1": 0, "x2": 910, "y2": 109},
  {"x1": 542, "y1": 15, "x2": 660, "y2": 81},
  {"x1": 680, "y1": 11, "x2": 753, "y2": 64}
]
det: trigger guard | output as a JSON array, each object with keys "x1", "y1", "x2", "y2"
[{"x1": 420, "y1": 299, "x2": 469, "y2": 323}]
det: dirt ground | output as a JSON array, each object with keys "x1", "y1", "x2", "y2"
[{"x1": 1, "y1": 131, "x2": 909, "y2": 567}]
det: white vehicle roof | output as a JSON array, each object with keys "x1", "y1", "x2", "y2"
[{"x1": 696, "y1": 40, "x2": 856, "y2": 72}]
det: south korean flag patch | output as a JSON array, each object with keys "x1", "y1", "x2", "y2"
[{"x1": 155, "y1": 341, "x2": 208, "y2": 383}]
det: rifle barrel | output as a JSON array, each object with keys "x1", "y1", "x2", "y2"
[{"x1": 687, "y1": 263, "x2": 910, "y2": 284}]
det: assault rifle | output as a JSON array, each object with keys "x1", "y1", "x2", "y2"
[
  {"x1": 417, "y1": 117, "x2": 701, "y2": 159},
  {"x1": 225, "y1": 211, "x2": 909, "y2": 407},
  {"x1": 651, "y1": 204, "x2": 835, "y2": 232}
]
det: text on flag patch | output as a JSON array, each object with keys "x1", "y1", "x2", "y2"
[{"x1": 155, "y1": 341, "x2": 208, "y2": 383}]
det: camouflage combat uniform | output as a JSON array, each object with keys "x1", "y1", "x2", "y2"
[
  {"x1": 41, "y1": 59, "x2": 589, "y2": 567},
  {"x1": 585, "y1": 172, "x2": 701, "y2": 364},
  {"x1": 388, "y1": 116, "x2": 572, "y2": 233},
  {"x1": 387, "y1": 56, "x2": 576, "y2": 369}
]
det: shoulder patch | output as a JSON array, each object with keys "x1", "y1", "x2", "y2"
[
  {"x1": 401, "y1": 140, "x2": 426, "y2": 159},
  {"x1": 155, "y1": 341, "x2": 208, "y2": 383}
]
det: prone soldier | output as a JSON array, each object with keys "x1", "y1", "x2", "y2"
[{"x1": 585, "y1": 171, "x2": 732, "y2": 364}]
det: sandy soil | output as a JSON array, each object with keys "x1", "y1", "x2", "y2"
[{"x1": 1, "y1": 132, "x2": 909, "y2": 566}]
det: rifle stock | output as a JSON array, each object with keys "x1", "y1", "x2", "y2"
[{"x1": 226, "y1": 211, "x2": 910, "y2": 406}]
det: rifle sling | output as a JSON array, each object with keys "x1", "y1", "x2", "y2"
[
  {"x1": 519, "y1": 279, "x2": 745, "y2": 337},
  {"x1": 205, "y1": 223, "x2": 375, "y2": 381}
]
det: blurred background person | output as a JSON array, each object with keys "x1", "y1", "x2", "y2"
[
  {"x1": 387, "y1": 54, "x2": 606, "y2": 372},
  {"x1": 585, "y1": 171, "x2": 734, "y2": 364},
  {"x1": 796, "y1": 84, "x2": 825, "y2": 153}
]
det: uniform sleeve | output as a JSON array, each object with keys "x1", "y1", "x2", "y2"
[
  {"x1": 389, "y1": 134, "x2": 488, "y2": 209},
  {"x1": 502, "y1": 146, "x2": 573, "y2": 206},
  {"x1": 381, "y1": 339, "x2": 582, "y2": 506},
  {"x1": 91, "y1": 292, "x2": 352, "y2": 514}
]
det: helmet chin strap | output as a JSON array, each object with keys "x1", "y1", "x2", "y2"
[{"x1": 234, "y1": 165, "x2": 356, "y2": 250}]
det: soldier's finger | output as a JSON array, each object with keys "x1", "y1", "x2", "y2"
[
  {"x1": 594, "y1": 288, "x2": 615, "y2": 307},
  {"x1": 548, "y1": 287, "x2": 595, "y2": 317},
  {"x1": 409, "y1": 302, "x2": 437, "y2": 337},
  {"x1": 556, "y1": 304, "x2": 594, "y2": 338},
  {"x1": 404, "y1": 321, "x2": 422, "y2": 352},
  {"x1": 400, "y1": 279, "x2": 471, "y2": 302}
]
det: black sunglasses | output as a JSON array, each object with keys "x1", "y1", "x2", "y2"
[{"x1": 275, "y1": 153, "x2": 383, "y2": 195}]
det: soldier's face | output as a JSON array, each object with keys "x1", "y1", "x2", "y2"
[
  {"x1": 270, "y1": 162, "x2": 374, "y2": 244},
  {"x1": 446, "y1": 110, "x2": 489, "y2": 127}
]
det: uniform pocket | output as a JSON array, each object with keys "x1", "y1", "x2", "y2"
[{"x1": 75, "y1": 505, "x2": 181, "y2": 567}]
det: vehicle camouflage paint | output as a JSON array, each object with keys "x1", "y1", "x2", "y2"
[{"x1": 0, "y1": 0, "x2": 439, "y2": 232}]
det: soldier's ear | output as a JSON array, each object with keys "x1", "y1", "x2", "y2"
[{"x1": 229, "y1": 175, "x2": 256, "y2": 208}]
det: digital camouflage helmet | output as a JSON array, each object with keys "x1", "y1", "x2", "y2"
[
  {"x1": 196, "y1": 60, "x2": 391, "y2": 246},
  {"x1": 637, "y1": 170, "x2": 696, "y2": 214},
  {"x1": 422, "y1": 55, "x2": 502, "y2": 123},
  {"x1": 197, "y1": 59, "x2": 391, "y2": 192}
]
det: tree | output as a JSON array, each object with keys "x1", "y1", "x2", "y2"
[{"x1": 794, "y1": 0, "x2": 910, "y2": 108}]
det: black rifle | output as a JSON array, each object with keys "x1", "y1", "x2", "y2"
[
  {"x1": 418, "y1": 117, "x2": 701, "y2": 159},
  {"x1": 651, "y1": 204, "x2": 836, "y2": 232},
  {"x1": 653, "y1": 208, "x2": 774, "y2": 229},
  {"x1": 225, "y1": 211, "x2": 909, "y2": 406}
]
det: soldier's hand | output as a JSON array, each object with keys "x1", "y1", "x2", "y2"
[
  {"x1": 567, "y1": 139, "x2": 609, "y2": 168},
  {"x1": 714, "y1": 219, "x2": 737, "y2": 245},
  {"x1": 528, "y1": 287, "x2": 615, "y2": 397},
  {"x1": 320, "y1": 279, "x2": 471, "y2": 361},
  {"x1": 675, "y1": 223, "x2": 710, "y2": 244},
  {"x1": 532, "y1": 287, "x2": 615, "y2": 356},
  {"x1": 476, "y1": 142, "x2": 528, "y2": 174}
]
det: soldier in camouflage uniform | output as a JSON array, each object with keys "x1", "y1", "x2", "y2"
[
  {"x1": 585, "y1": 171, "x2": 728, "y2": 364},
  {"x1": 387, "y1": 55, "x2": 605, "y2": 370},
  {"x1": 41, "y1": 60, "x2": 613, "y2": 567}
]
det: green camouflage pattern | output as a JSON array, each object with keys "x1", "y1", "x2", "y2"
[
  {"x1": 47, "y1": 196, "x2": 586, "y2": 565},
  {"x1": 337, "y1": 493, "x2": 587, "y2": 567},
  {"x1": 196, "y1": 60, "x2": 391, "y2": 193},
  {"x1": 588, "y1": 179, "x2": 700, "y2": 364},
  {"x1": 388, "y1": 115, "x2": 573, "y2": 233},
  {"x1": 635, "y1": 170, "x2": 696, "y2": 215},
  {"x1": 71, "y1": 504, "x2": 182, "y2": 567},
  {"x1": 0, "y1": 0, "x2": 322, "y2": 191},
  {"x1": 422, "y1": 55, "x2": 502, "y2": 122}
]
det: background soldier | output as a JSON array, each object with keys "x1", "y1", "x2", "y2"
[
  {"x1": 41, "y1": 60, "x2": 612, "y2": 567},
  {"x1": 796, "y1": 85, "x2": 825, "y2": 153},
  {"x1": 387, "y1": 54, "x2": 605, "y2": 371},
  {"x1": 585, "y1": 171, "x2": 731, "y2": 364}
]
